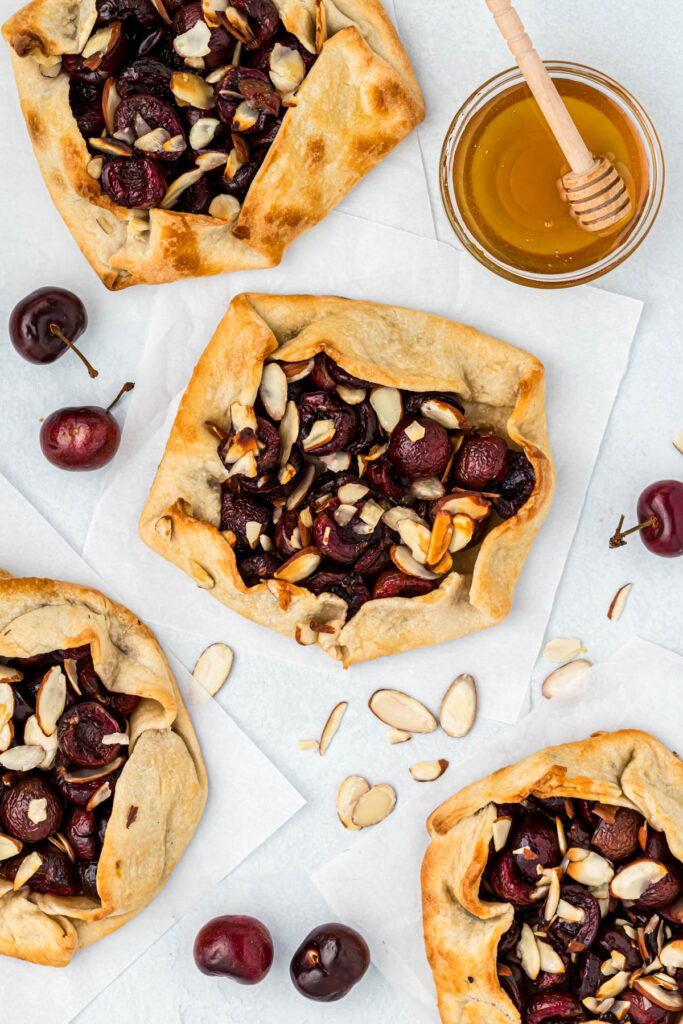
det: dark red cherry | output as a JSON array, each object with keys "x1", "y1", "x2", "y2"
[
  {"x1": 225, "y1": 0, "x2": 280, "y2": 50},
  {"x1": 116, "y1": 56, "x2": 172, "y2": 99},
  {"x1": 509, "y1": 812, "x2": 561, "y2": 880},
  {"x1": 40, "y1": 382, "x2": 134, "y2": 471},
  {"x1": 525, "y1": 990, "x2": 583, "y2": 1024},
  {"x1": 64, "y1": 807, "x2": 99, "y2": 861},
  {"x1": 58, "y1": 702, "x2": 123, "y2": 767},
  {"x1": 453, "y1": 435, "x2": 508, "y2": 490},
  {"x1": 76, "y1": 860, "x2": 100, "y2": 898},
  {"x1": 306, "y1": 570, "x2": 371, "y2": 618},
  {"x1": 488, "y1": 849, "x2": 537, "y2": 906},
  {"x1": 488, "y1": 450, "x2": 536, "y2": 519},
  {"x1": 63, "y1": 21, "x2": 126, "y2": 84},
  {"x1": 372, "y1": 570, "x2": 438, "y2": 600},
  {"x1": 547, "y1": 884, "x2": 600, "y2": 951},
  {"x1": 96, "y1": 0, "x2": 161, "y2": 25},
  {"x1": 193, "y1": 915, "x2": 273, "y2": 983},
  {"x1": 100, "y1": 156, "x2": 167, "y2": 208},
  {"x1": 69, "y1": 79, "x2": 106, "y2": 137},
  {"x1": 595, "y1": 925, "x2": 642, "y2": 971},
  {"x1": 171, "y1": 3, "x2": 233, "y2": 68},
  {"x1": 610, "y1": 480, "x2": 683, "y2": 557},
  {"x1": 363, "y1": 457, "x2": 403, "y2": 503},
  {"x1": 53, "y1": 755, "x2": 122, "y2": 807},
  {"x1": 353, "y1": 539, "x2": 391, "y2": 577},
  {"x1": 215, "y1": 67, "x2": 279, "y2": 132},
  {"x1": 9, "y1": 287, "x2": 97, "y2": 376},
  {"x1": 310, "y1": 353, "x2": 337, "y2": 392},
  {"x1": 219, "y1": 487, "x2": 271, "y2": 553},
  {"x1": 290, "y1": 922, "x2": 370, "y2": 1002},
  {"x1": 0, "y1": 776, "x2": 63, "y2": 843},
  {"x1": 624, "y1": 990, "x2": 676, "y2": 1024},
  {"x1": 388, "y1": 416, "x2": 451, "y2": 478},
  {"x1": 297, "y1": 392, "x2": 357, "y2": 456},
  {"x1": 497, "y1": 962, "x2": 526, "y2": 1013},
  {"x1": 1, "y1": 845, "x2": 77, "y2": 895},
  {"x1": 113, "y1": 93, "x2": 186, "y2": 160},
  {"x1": 237, "y1": 552, "x2": 282, "y2": 586},
  {"x1": 591, "y1": 806, "x2": 642, "y2": 861}
]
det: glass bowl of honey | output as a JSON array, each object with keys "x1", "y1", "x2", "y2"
[{"x1": 440, "y1": 62, "x2": 664, "y2": 287}]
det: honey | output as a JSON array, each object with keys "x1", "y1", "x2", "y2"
[{"x1": 451, "y1": 76, "x2": 650, "y2": 275}]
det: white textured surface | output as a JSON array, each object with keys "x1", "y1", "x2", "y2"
[{"x1": 0, "y1": 1, "x2": 682, "y2": 1023}]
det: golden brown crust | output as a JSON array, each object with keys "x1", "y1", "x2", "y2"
[
  {"x1": 2, "y1": 0, "x2": 424, "y2": 289},
  {"x1": 139, "y1": 293, "x2": 555, "y2": 666},
  {"x1": 421, "y1": 730, "x2": 683, "y2": 1024},
  {"x1": 0, "y1": 575, "x2": 207, "y2": 967}
]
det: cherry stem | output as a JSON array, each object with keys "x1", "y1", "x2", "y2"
[
  {"x1": 107, "y1": 382, "x2": 135, "y2": 413},
  {"x1": 609, "y1": 513, "x2": 659, "y2": 549},
  {"x1": 49, "y1": 324, "x2": 98, "y2": 379}
]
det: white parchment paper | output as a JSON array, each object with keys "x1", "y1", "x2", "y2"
[
  {"x1": 312, "y1": 636, "x2": 683, "y2": 1024},
  {"x1": 0, "y1": 474, "x2": 305, "y2": 1024},
  {"x1": 84, "y1": 214, "x2": 643, "y2": 724}
]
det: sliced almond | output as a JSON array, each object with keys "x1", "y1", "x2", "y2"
[
  {"x1": 159, "y1": 168, "x2": 204, "y2": 209},
  {"x1": 23, "y1": 715, "x2": 57, "y2": 769},
  {"x1": 543, "y1": 638, "x2": 587, "y2": 662},
  {"x1": 89, "y1": 136, "x2": 133, "y2": 158},
  {"x1": 62, "y1": 757, "x2": 125, "y2": 784},
  {"x1": 63, "y1": 659, "x2": 81, "y2": 695},
  {"x1": 596, "y1": 971, "x2": 630, "y2": 1000},
  {"x1": 0, "y1": 721, "x2": 13, "y2": 754},
  {"x1": 426, "y1": 510, "x2": 454, "y2": 568},
  {"x1": 543, "y1": 868, "x2": 561, "y2": 921},
  {"x1": 369, "y1": 689, "x2": 437, "y2": 733},
  {"x1": 13, "y1": 851, "x2": 42, "y2": 891},
  {"x1": 298, "y1": 739, "x2": 319, "y2": 752},
  {"x1": 334, "y1": 503, "x2": 357, "y2": 527},
  {"x1": 49, "y1": 831, "x2": 75, "y2": 862},
  {"x1": 338, "y1": 482, "x2": 369, "y2": 504},
  {"x1": 556, "y1": 898, "x2": 586, "y2": 923},
  {"x1": 274, "y1": 547, "x2": 321, "y2": 584},
  {"x1": 102, "y1": 732, "x2": 129, "y2": 746},
  {"x1": 673, "y1": 430, "x2": 683, "y2": 455},
  {"x1": 208, "y1": 193, "x2": 241, "y2": 223},
  {"x1": 633, "y1": 976, "x2": 683, "y2": 1011},
  {"x1": 390, "y1": 544, "x2": 439, "y2": 580},
  {"x1": 517, "y1": 922, "x2": 541, "y2": 980},
  {"x1": 359, "y1": 500, "x2": 383, "y2": 529},
  {"x1": 302, "y1": 418, "x2": 335, "y2": 452},
  {"x1": 610, "y1": 859, "x2": 668, "y2": 900},
  {"x1": 439, "y1": 674, "x2": 477, "y2": 738},
  {"x1": 409, "y1": 759, "x2": 448, "y2": 782},
  {"x1": 387, "y1": 728, "x2": 411, "y2": 744},
  {"x1": 196, "y1": 149, "x2": 228, "y2": 172},
  {"x1": 35, "y1": 665, "x2": 67, "y2": 736},
  {"x1": 193, "y1": 642, "x2": 234, "y2": 696},
  {"x1": 174, "y1": 18, "x2": 211, "y2": 57},
  {"x1": 39, "y1": 58, "x2": 62, "y2": 77},
  {"x1": 319, "y1": 701, "x2": 348, "y2": 756},
  {"x1": 0, "y1": 666, "x2": 23, "y2": 683},
  {"x1": 337, "y1": 776, "x2": 370, "y2": 831},
  {"x1": 0, "y1": 683, "x2": 14, "y2": 730},
  {"x1": 660, "y1": 939, "x2": 683, "y2": 969},
  {"x1": 102, "y1": 76, "x2": 121, "y2": 135},
  {"x1": 224, "y1": 4, "x2": 254, "y2": 43},
  {"x1": 279, "y1": 401, "x2": 300, "y2": 467},
  {"x1": 421, "y1": 399, "x2": 467, "y2": 431},
  {"x1": 269, "y1": 42, "x2": 305, "y2": 93},
  {"x1": 281, "y1": 358, "x2": 313, "y2": 383},
  {"x1": 382, "y1": 505, "x2": 424, "y2": 532},
  {"x1": 556, "y1": 816, "x2": 567, "y2": 855},
  {"x1": 492, "y1": 816, "x2": 512, "y2": 852},
  {"x1": 189, "y1": 116, "x2": 219, "y2": 150},
  {"x1": 439, "y1": 492, "x2": 491, "y2": 521},
  {"x1": 244, "y1": 520, "x2": 263, "y2": 549},
  {"x1": 335, "y1": 385, "x2": 365, "y2": 406},
  {"x1": 408, "y1": 476, "x2": 445, "y2": 501},
  {"x1": 232, "y1": 100, "x2": 260, "y2": 132},
  {"x1": 319, "y1": 451, "x2": 351, "y2": 473},
  {"x1": 607, "y1": 583, "x2": 632, "y2": 621},
  {"x1": 82, "y1": 24, "x2": 114, "y2": 59},
  {"x1": 0, "y1": 834, "x2": 22, "y2": 861},
  {"x1": 541, "y1": 659, "x2": 592, "y2": 699},
  {"x1": 351, "y1": 783, "x2": 396, "y2": 828},
  {"x1": 566, "y1": 850, "x2": 615, "y2": 887},
  {"x1": 134, "y1": 126, "x2": 171, "y2": 152},
  {"x1": 259, "y1": 362, "x2": 287, "y2": 422},
  {"x1": 404, "y1": 420, "x2": 426, "y2": 443},
  {"x1": 537, "y1": 936, "x2": 564, "y2": 973},
  {"x1": 448, "y1": 513, "x2": 475, "y2": 553},
  {"x1": 0, "y1": 745, "x2": 45, "y2": 772},
  {"x1": 285, "y1": 464, "x2": 315, "y2": 513},
  {"x1": 369, "y1": 386, "x2": 403, "y2": 434},
  {"x1": 87, "y1": 781, "x2": 113, "y2": 811},
  {"x1": 27, "y1": 798, "x2": 47, "y2": 824}
]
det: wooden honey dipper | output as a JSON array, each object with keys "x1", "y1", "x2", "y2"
[{"x1": 485, "y1": 0, "x2": 632, "y2": 232}]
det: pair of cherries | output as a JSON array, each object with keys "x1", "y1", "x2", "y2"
[{"x1": 9, "y1": 287, "x2": 133, "y2": 471}]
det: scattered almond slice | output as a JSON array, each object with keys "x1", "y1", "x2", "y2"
[
  {"x1": 63, "y1": 658, "x2": 81, "y2": 695},
  {"x1": 193, "y1": 642, "x2": 234, "y2": 696},
  {"x1": 259, "y1": 362, "x2": 287, "y2": 422},
  {"x1": 63, "y1": 756, "x2": 125, "y2": 784},
  {"x1": 27, "y1": 798, "x2": 47, "y2": 824},
  {"x1": 541, "y1": 659, "x2": 592, "y2": 699},
  {"x1": 633, "y1": 975, "x2": 683, "y2": 1012},
  {"x1": 0, "y1": 745, "x2": 45, "y2": 772},
  {"x1": 337, "y1": 776, "x2": 370, "y2": 831},
  {"x1": 274, "y1": 546, "x2": 321, "y2": 583},
  {"x1": 369, "y1": 386, "x2": 403, "y2": 434},
  {"x1": 0, "y1": 834, "x2": 22, "y2": 861},
  {"x1": 387, "y1": 728, "x2": 411, "y2": 744},
  {"x1": 517, "y1": 922, "x2": 540, "y2": 980},
  {"x1": 13, "y1": 850, "x2": 43, "y2": 890},
  {"x1": 439, "y1": 674, "x2": 477, "y2": 737},
  {"x1": 660, "y1": 939, "x2": 683, "y2": 969},
  {"x1": 409, "y1": 759, "x2": 449, "y2": 782},
  {"x1": 87, "y1": 781, "x2": 113, "y2": 811},
  {"x1": 566, "y1": 850, "x2": 614, "y2": 886},
  {"x1": 0, "y1": 683, "x2": 14, "y2": 730},
  {"x1": 537, "y1": 936, "x2": 564, "y2": 974},
  {"x1": 319, "y1": 701, "x2": 348, "y2": 756},
  {"x1": 404, "y1": 420, "x2": 426, "y2": 443},
  {"x1": 351, "y1": 783, "x2": 396, "y2": 828},
  {"x1": 0, "y1": 666, "x2": 23, "y2": 683},
  {"x1": 369, "y1": 689, "x2": 437, "y2": 733},
  {"x1": 36, "y1": 665, "x2": 67, "y2": 736},
  {"x1": 673, "y1": 430, "x2": 683, "y2": 455},
  {"x1": 102, "y1": 732, "x2": 129, "y2": 746},
  {"x1": 0, "y1": 722, "x2": 13, "y2": 754},
  {"x1": 542, "y1": 637, "x2": 586, "y2": 662},
  {"x1": 607, "y1": 583, "x2": 632, "y2": 621},
  {"x1": 298, "y1": 739, "x2": 319, "y2": 752},
  {"x1": 23, "y1": 715, "x2": 57, "y2": 769},
  {"x1": 492, "y1": 816, "x2": 512, "y2": 852},
  {"x1": 610, "y1": 858, "x2": 668, "y2": 899}
]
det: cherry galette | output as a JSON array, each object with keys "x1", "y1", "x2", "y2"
[{"x1": 140, "y1": 294, "x2": 555, "y2": 665}]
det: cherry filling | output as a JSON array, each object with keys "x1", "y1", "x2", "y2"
[
  {"x1": 62, "y1": 0, "x2": 317, "y2": 211},
  {"x1": 483, "y1": 798, "x2": 683, "y2": 1023},
  {"x1": 0, "y1": 646, "x2": 139, "y2": 898},
  {"x1": 216, "y1": 353, "x2": 536, "y2": 621}
]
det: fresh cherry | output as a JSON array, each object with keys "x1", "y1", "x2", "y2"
[
  {"x1": 610, "y1": 480, "x2": 683, "y2": 557},
  {"x1": 9, "y1": 287, "x2": 98, "y2": 377},
  {"x1": 40, "y1": 382, "x2": 134, "y2": 471},
  {"x1": 193, "y1": 915, "x2": 274, "y2": 984},
  {"x1": 289, "y1": 923, "x2": 370, "y2": 1002}
]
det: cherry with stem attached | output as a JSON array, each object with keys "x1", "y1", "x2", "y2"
[
  {"x1": 40, "y1": 382, "x2": 134, "y2": 471},
  {"x1": 610, "y1": 479, "x2": 683, "y2": 557},
  {"x1": 9, "y1": 287, "x2": 98, "y2": 377}
]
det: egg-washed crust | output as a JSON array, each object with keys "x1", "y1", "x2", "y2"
[
  {"x1": 421, "y1": 730, "x2": 683, "y2": 1024},
  {"x1": 2, "y1": 0, "x2": 424, "y2": 289},
  {"x1": 139, "y1": 293, "x2": 555, "y2": 666},
  {"x1": 0, "y1": 574, "x2": 207, "y2": 967}
]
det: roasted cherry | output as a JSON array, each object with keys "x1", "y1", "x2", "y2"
[
  {"x1": 171, "y1": 2, "x2": 233, "y2": 68},
  {"x1": 547, "y1": 884, "x2": 600, "y2": 951},
  {"x1": 497, "y1": 962, "x2": 526, "y2": 1013},
  {"x1": 215, "y1": 67, "x2": 279, "y2": 132},
  {"x1": 101, "y1": 156, "x2": 167, "y2": 208},
  {"x1": 297, "y1": 392, "x2": 357, "y2": 456},
  {"x1": 509, "y1": 812, "x2": 561, "y2": 880},
  {"x1": 40, "y1": 382, "x2": 134, "y2": 471},
  {"x1": 0, "y1": 776, "x2": 63, "y2": 843},
  {"x1": 525, "y1": 990, "x2": 583, "y2": 1024},
  {"x1": 69, "y1": 79, "x2": 106, "y2": 137},
  {"x1": 237, "y1": 552, "x2": 281, "y2": 586},
  {"x1": 76, "y1": 860, "x2": 100, "y2": 898},
  {"x1": 64, "y1": 806, "x2": 99, "y2": 861},
  {"x1": 274, "y1": 509, "x2": 307, "y2": 559},
  {"x1": 348, "y1": 402, "x2": 380, "y2": 454},
  {"x1": 220, "y1": 487, "x2": 271, "y2": 553},
  {"x1": 290, "y1": 923, "x2": 370, "y2": 1002},
  {"x1": 353, "y1": 540, "x2": 391, "y2": 577},
  {"x1": 388, "y1": 416, "x2": 451, "y2": 478},
  {"x1": 595, "y1": 924, "x2": 642, "y2": 970},
  {"x1": 307, "y1": 570, "x2": 371, "y2": 617},
  {"x1": 193, "y1": 915, "x2": 273, "y2": 984},
  {"x1": 453, "y1": 435, "x2": 508, "y2": 491},
  {"x1": 114, "y1": 93, "x2": 186, "y2": 159},
  {"x1": 63, "y1": 21, "x2": 126, "y2": 83},
  {"x1": 488, "y1": 849, "x2": 536, "y2": 906},
  {"x1": 591, "y1": 806, "x2": 642, "y2": 861},
  {"x1": 97, "y1": 0, "x2": 161, "y2": 25},
  {"x1": 9, "y1": 287, "x2": 97, "y2": 376},
  {"x1": 310, "y1": 353, "x2": 337, "y2": 392},
  {"x1": 489, "y1": 450, "x2": 536, "y2": 519},
  {"x1": 610, "y1": 480, "x2": 683, "y2": 558},
  {"x1": 225, "y1": 0, "x2": 280, "y2": 50},
  {"x1": 625, "y1": 990, "x2": 676, "y2": 1024},
  {"x1": 313, "y1": 501, "x2": 378, "y2": 564},
  {"x1": 363, "y1": 457, "x2": 403, "y2": 502},
  {"x1": 116, "y1": 55, "x2": 172, "y2": 98},
  {"x1": 1, "y1": 845, "x2": 77, "y2": 896},
  {"x1": 403, "y1": 390, "x2": 464, "y2": 416},
  {"x1": 58, "y1": 702, "x2": 123, "y2": 767},
  {"x1": 372, "y1": 570, "x2": 438, "y2": 600}
]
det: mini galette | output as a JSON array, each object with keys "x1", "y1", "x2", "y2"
[
  {"x1": 2, "y1": 0, "x2": 424, "y2": 289},
  {"x1": 422, "y1": 730, "x2": 683, "y2": 1024},
  {"x1": 0, "y1": 573, "x2": 206, "y2": 966},
  {"x1": 139, "y1": 293, "x2": 555, "y2": 666}
]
